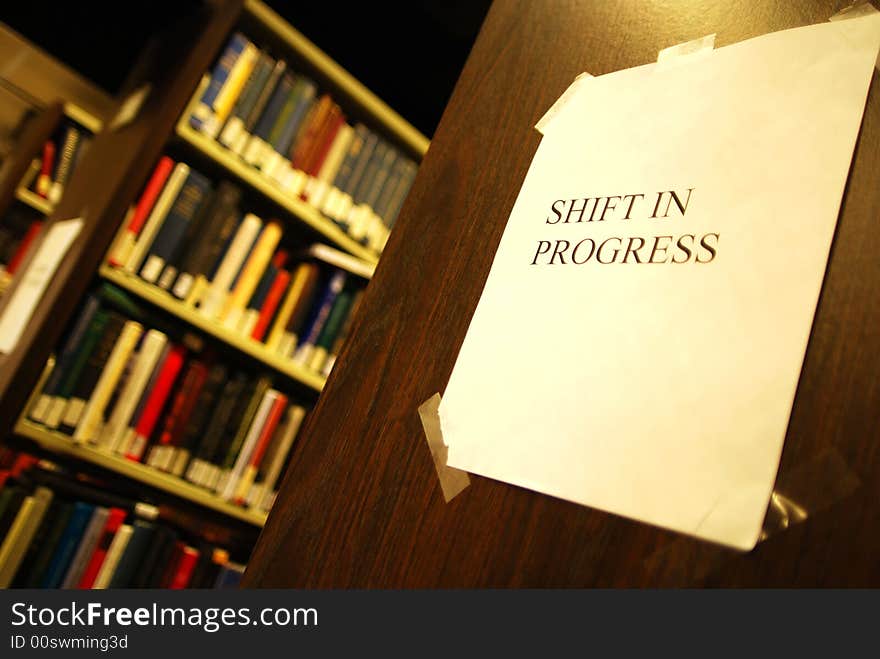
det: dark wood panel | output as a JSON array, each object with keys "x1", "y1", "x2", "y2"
[
  {"x1": 0, "y1": 0, "x2": 244, "y2": 436},
  {"x1": 245, "y1": 0, "x2": 880, "y2": 587}
]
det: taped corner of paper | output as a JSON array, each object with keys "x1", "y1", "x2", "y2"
[{"x1": 418, "y1": 393, "x2": 470, "y2": 503}]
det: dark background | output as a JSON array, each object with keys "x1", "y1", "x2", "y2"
[{"x1": 0, "y1": 1, "x2": 491, "y2": 138}]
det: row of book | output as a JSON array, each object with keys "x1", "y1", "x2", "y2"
[
  {"x1": 27, "y1": 284, "x2": 308, "y2": 510},
  {"x1": 24, "y1": 119, "x2": 92, "y2": 205},
  {"x1": 0, "y1": 205, "x2": 43, "y2": 296},
  {"x1": 0, "y1": 451, "x2": 245, "y2": 589},
  {"x1": 189, "y1": 31, "x2": 418, "y2": 252},
  {"x1": 107, "y1": 156, "x2": 367, "y2": 376}
]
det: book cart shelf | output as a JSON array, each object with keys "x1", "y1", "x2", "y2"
[{"x1": 0, "y1": 0, "x2": 428, "y2": 580}]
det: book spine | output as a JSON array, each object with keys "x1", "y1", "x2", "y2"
[
  {"x1": 217, "y1": 51, "x2": 274, "y2": 150},
  {"x1": 152, "y1": 360, "x2": 208, "y2": 472},
  {"x1": 252, "y1": 269, "x2": 290, "y2": 342},
  {"x1": 220, "y1": 390, "x2": 282, "y2": 501},
  {"x1": 243, "y1": 73, "x2": 294, "y2": 167},
  {"x1": 308, "y1": 289, "x2": 353, "y2": 372},
  {"x1": 185, "y1": 374, "x2": 246, "y2": 488},
  {"x1": 35, "y1": 140, "x2": 56, "y2": 198},
  {"x1": 109, "y1": 156, "x2": 175, "y2": 268},
  {"x1": 73, "y1": 320, "x2": 143, "y2": 444},
  {"x1": 100, "y1": 330, "x2": 168, "y2": 452},
  {"x1": 59, "y1": 507, "x2": 110, "y2": 589},
  {"x1": 124, "y1": 344, "x2": 187, "y2": 462},
  {"x1": 77, "y1": 508, "x2": 127, "y2": 589},
  {"x1": 220, "y1": 221, "x2": 282, "y2": 327},
  {"x1": 48, "y1": 126, "x2": 81, "y2": 204},
  {"x1": 306, "y1": 123, "x2": 354, "y2": 207},
  {"x1": 123, "y1": 163, "x2": 190, "y2": 274},
  {"x1": 171, "y1": 363, "x2": 227, "y2": 477},
  {"x1": 0, "y1": 487, "x2": 52, "y2": 588},
  {"x1": 232, "y1": 59, "x2": 287, "y2": 156},
  {"x1": 232, "y1": 393, "x2": 288, "y2": 504},
  {"x1": 322, "y1": 289, "x2": 364, "y2": 377},
  {"x1": 253, "y1": 405, "x2": 306, "y2": 510},
  {"x1": 168, "y1": 546, "x2": 200, "y2": 589},
  {"x1": 213, "y1": 377, "x2": 270, "y2": 492},
  {"x1": 199, "y1": 213, "x2": 263, "y2": 319},
  {"x1": 92, "y1": 523, "x2": 133, "y2": 589},
  {"x1": 207, "y1": 41, "x2": 259, "y2": 139},
  {"x1": 278, "y1": 264, "x2": 321, "y2": 357},
  {"x1": 139, "y1": 171, "x2": 212, "y2": 284},
  {"x1": 40, "y1": 503, "x2": 94, "y2": 589},
  {"x1": 293, "y1": 270, "x2": 347, "y2": 364},
  {"x1": 5, "y1": 220, "x2": 44, "y2": 275},
  {"x1": 190, "y1": 33, "x2": 247, "y2": 133},
  {"x1": 238, "y1": 263, "x2": 277, "y2": 336},
  {"x1": 106, "y1": 520, "x2": 155, "y2": 588}
]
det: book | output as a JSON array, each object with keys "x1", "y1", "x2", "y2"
[
  {"x1": 168, "y1": 545, "x2": 200, "y2": 589},
  {"x1": 214, "y1": 561, "x2": 245, "y2": 589},
  {"x1": 5, "y1": 219, "x2": 43, "y2": 275},
  {"x1": 170, "y1": 363, "x2": 228, "y2": 477},
  {"x1": 124, "y1": 344, "x2": 187, "y2": 462},
  {"x1": 220, "y1": 220, "x2": 282, "y2": 328},
  {"x1": 73, "y1": 320, "x2": 144, "y2": 443},
  {"x1": 129, "y1": 525, "x2": 177, "y2": 588},
  {"x1": 184, "y1": 372, "x2": 248, "y2": 488},
  {"x1": 265, "y1": 262, "x2": 317, "y2": 352},
  {"x1": 109, "y1": 156, "x2": 175, "y2": 267},
  {"x1": 149, "y1": 359, "x2": 208, "y2": 471},
  {"x1": 58, "y1": 311, "x2": 126, "y2": 432},
  {"x1": 0, "y1": 486, "x2": 52, "y2": 588},
  {"x1": 40, "y1": 502, "x2": 94, "y2": 589},
  {"x1": 92, "y1": 523, "x2": 134, "y2": 589},
  {"x1": 106, "y1": 519, "x2": 156, "y2": 588},
  {"x1": 251, "y1": 268, "x2": 290, "y2": 342},
  {"x1": 231, "y1": 391, "x2": 288, "y2": 504},
  {"x1": 243, "y1": 72, "x2": 295, "y2": 167},
  {"x1": 199, "y1": 213, "x2": 263, "y2": 319},
  {"x1": 48, "y1": 125, "x2": 81, "y2": 205},
  {"x1": 123, "y1": 162, "x2": 191, "y2": 274},
  {"x1": 383, "y1": 159, "x2": 418, "y2": 229},
  {"x1": 322, "y1": 288, "x2": 364, "y2": 377},
  {"x1": 76, "y1": 507, "x2": 127, "y2": 589},
  {"x1": 305, "y1": 123, "x2": 354, "y2": 207},
  {"x1": 293, "y1": 270, "x2": 347, "y2": 364},
  {"x1": 221, "y1": 389, "x2": 287, "y2": 501},
  {"x1": 207, "y1": 40, "x2": 259, "y2": 139},
  {"x1": 300, "y1": 103, "x2": 343, "y2": 179},
  {"x1": 35, "y1": 139, "x2": 56, "y2": 198},
  {"x1": 60, "y1": 506, "x2": 110, "y2": 588},
  {"x1": 115, "y1": 341, "x2": 171, "y2": 457},
  {"x1": 169, "y1": 181, "x2": 243, "y2": 299},
  {"x1": 307, "y1": 289, "x2": 353, "y2": 372},
  {"x1": 29, "y1": 294, "x2": 100, "y2": 424},
  {"x1": 217, "y1": 50, "x2": 274, "y2": 150},
  {"x1": 100, "y1": 329, "x2": 168, "y2": 452},
  {"x1": 251, "y1": 404, "x2": 306, "y2": 510},
  {"x1": 260, "y1": 76, "x2": 312, "y2": 179},
  {"x1": 189, "y1": 547, "x2": 229, "y2": 589},
  {"x1": 19, "y1": 501, "x2": 73, "y2": 587},
  {"x1": 139, "y1": 170, "x2": 212, "y2": 284},
  {"x1": 320, "y1": 124, "x2": 367, "y2": 219},
  {"x1": 190, "y1": 32, "x2": 249, "y2": 135},
  {"x1": 211, "y1": 376, "x2": 271, "y2": 492},
  {"x1": 238, "y1": 262, "x2": 278, "y2": 337},
  {"x1": 231, "y1": 58, "x2": 287, "y2": 157}
]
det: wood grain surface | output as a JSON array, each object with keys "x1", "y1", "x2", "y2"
[{"x1": 243, "y1": 0, "x2": 879, "y2": 586}]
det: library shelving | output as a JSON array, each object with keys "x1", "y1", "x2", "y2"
[{"x1": 0, "y1": 0, "x2": 427, "y2": 588}]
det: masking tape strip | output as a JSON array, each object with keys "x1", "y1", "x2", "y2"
[
  {"x1": 641, "y1": 449, "x2": 861, "y2": 585},
  {"x1": 656, "y1": 33, "x2": 716, "y2": 66},
  {"x1": 534, "y1": 72, "x2": 593, "y2": 135},
  {"x1": 418, "y1": 393, "x2": 470, "y2": 503}
]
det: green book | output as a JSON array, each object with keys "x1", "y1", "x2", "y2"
[
  {"x1": 265, "y1": 75, "x2": 303, "y2": 151},
  {"x1": 315, "y1": 290, "x2": 353, "y2": 352},
  {"x1": 219, "y1": 375, "x2": 271, "y2": 472}
]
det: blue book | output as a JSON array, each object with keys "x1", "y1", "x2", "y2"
[
  {"x1": 293, "y1": 269, "x2": 347, "y2": 363},
  {"x1": 107, "y1": 520, "x2": 156, "y2": 588},
  {"x1": 191, "y1": 33, "x2": 248, "y2": 133},
  {"x1": 41, "y1": 502, "x2": 95, "y2": 588},
  {"x1": 273, "y1": 78, "x2": 318, "y2": 156},
  {"x1": 139, "y1": 170, "x2": 213, "y2": 284},
  {"x1": 214, "y1": 563, "x2": 245, "y2": 589}
]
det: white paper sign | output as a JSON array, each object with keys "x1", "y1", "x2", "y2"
[
  {"x1": 439, "y1": 14, "x2": 880, "y2": 550},
  {"x1": 0, "y1": 218, "x2": 83, "y2": 354}
]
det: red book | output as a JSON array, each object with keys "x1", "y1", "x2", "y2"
[
  {"x1": 125, "y1": 345, "x2": 187, "y2": 462},
  {"x1": 168, "y1": 545, "x2": 200, "y2": 589},
  {"x1": 6, "y1": 221, "x2": 44, "y2": 275},
  {"x1": 108, "y1": 156, "x2": 174, "y2": 267},
  {"x1": 77, "y1": 508, "x2": 127, "y2": 589},
  {"x1": 233, "y1": 393, "x2": 287, "y2": 506},
  {"x1": 157, "y1": 361, "x2": 208, "y2": 448},
  {"x1": 251, "y1": 269, "x2": 290, "y2": 342},
  {"x1": 271, "y1": 249, "x2": 289, "y2": 269},
  {"x1": 307, "y1": 112, "x2": 345, "y2": 177},
  {"x1": 35, "y1": 140, "x2": 56, "y2": 198}
]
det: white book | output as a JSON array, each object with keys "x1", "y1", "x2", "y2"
[
  {"x1": 199, "y1": 213, "x2": 263, "y2": 319},
  {"x1": 124, "y1": 163, "x2": 190, "y2": 274},
  {"x1": 100, "y1": 329, "x2": 168, "y2": 452},
  {"x1": 219, "y1": 390, "x2": 279, "y2": 501},
  {"x1": 93, "y1": 524, "x2": 133, "y2": 590},
  {"x1": 307, "y1": 124, "x2": 354, "y2": 207},
  {"x1": 73, "y1": 321, "x2": 143, "y2": 444},
  {"x1": 251, "y1": 405, "x2": 305, "y2": 509}
]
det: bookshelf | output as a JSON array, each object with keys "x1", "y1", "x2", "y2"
[
  {"x1": 243, "y1": 0, "x2": 880, "y2": 588},
  {"x1": 14, "y1": 186, "x2": 52, "y2": 215},
  {"x1": 0, "y1": 0, "x2": 428, "y2": 589},
  {"x1": 15, "y1": 419, "x2": 267, "y2": 527},
  {"x1": 99, "y1": 265, "x2": 326, "y2": 393}
]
